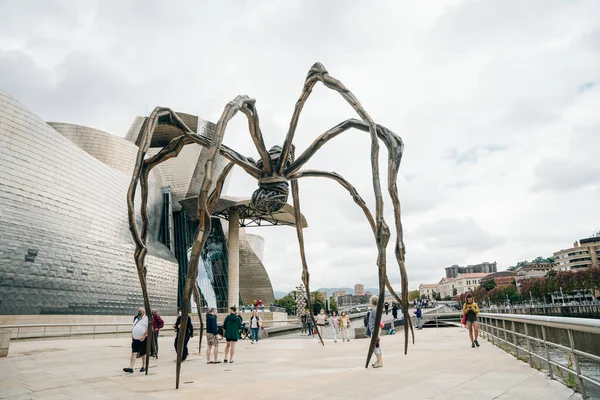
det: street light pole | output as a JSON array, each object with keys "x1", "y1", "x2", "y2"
[
  {"x1": 530, "y1": 291, "x2": 533, "y2": 307},
  {"x1": 560, "y1": 287, "x2": 565, "y2": 306}
]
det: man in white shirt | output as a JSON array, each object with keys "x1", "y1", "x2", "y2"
[{"x1": 123, "y1": 307, "x2": 148, "y2": 373}]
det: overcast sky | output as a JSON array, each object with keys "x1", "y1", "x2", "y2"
[{"x1": 1, "y1": 0, "x2": 599, "y2": 293}]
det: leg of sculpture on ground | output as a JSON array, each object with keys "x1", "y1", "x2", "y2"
[
  {"x1": 193, "y1": 284, "x2": 203, "y2": 354},
  {"x1": 176, "y1": 95, "x2": 257, "y2": 389},
  {"x1": 290, "y1": 179, "x2": 323, "y2": 346},
  {"x1": 286, "y1": 120, "x2": 413, "y2": 352},
  {"x1": 279, "y1": 63, "x2": 391, "y2": 365}
]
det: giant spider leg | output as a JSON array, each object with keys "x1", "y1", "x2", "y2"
[
  {"x1": 289, "y1": 170, "x2": 414, "y2": 352},
  {"x1": 192, "y1": 284, "x2": 203, "y2": 353},
  {"x1": 127, "y1": 106, "x2": 255, "y2": 385},
  {"x1": 290, "y1": 179, "x2": 323, "y2": 346},
  {"x1": 279, "y1": 63, "x2": 389, "y2": 368},
  {"x1": 286, "y1": 119, "x2": 415, "y2": 351},
  {"x1": 175, "y1": 95, "x2": 258, "y2": 389}
]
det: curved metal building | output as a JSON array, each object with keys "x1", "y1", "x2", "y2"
[{"x1": 0, "y1": 90, "x2": 276, "y2": 315}]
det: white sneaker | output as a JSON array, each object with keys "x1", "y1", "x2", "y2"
[
  {"x1": 251, "y1": 341, "x2": 254, "y2": 344},
  {"x1": 372, "y1": 362, "x2": 383, "y2": 368}
]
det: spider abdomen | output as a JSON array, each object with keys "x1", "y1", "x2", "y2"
[{"x1": 251, "y1": 181, "x2": 289, "y2": 213}]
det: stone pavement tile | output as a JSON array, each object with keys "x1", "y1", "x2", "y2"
[
  {"x1": 2, "y1": 394, "x2": 39, "y2": 400},
  {"x1": 496, "y1": 384, "x2": 582, "y2": 400},
  {"x1": 0, "y1": 387, "x2": 33, "y2": 398},
  {"x1": 434, "y1": 386, "x2": 507, "y2": 399}
]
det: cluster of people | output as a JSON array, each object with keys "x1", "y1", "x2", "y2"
[
  {"x1": 299, "y1": 309, "x2": 351, "y2": 343},
  {"x1": 123, "y1": 305, "x2": 263, "y2": 373},
  {"x1": 414, "y1": 298, "x2": 436, "y2": 309}
]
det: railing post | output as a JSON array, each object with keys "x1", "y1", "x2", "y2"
[
  {"x1": 115, "y1": 324, "x2": 118, "y2": 338},
  {"x1": 524, "y1": 323, "x2": 533, "y2": 367},
  {"x1": 511, "y1": 321, "x2": 518, "y2": 358},
  {"x1": 541, "y1": 326, "x2": 554, "y2": 380},
  {"x1": 502, "y1": 319, "x2": 508, "y2": 349},
  {"x1": 43, "y1": 326, "x2": 47, "y2": 341},
  {"x1": 69, "y1": 326, "x2": 72, "y2": 340},
  {"x1": 436, "y1": 314, "x2": 438, "y2": 329},
  {"x1": 93, "y1": 325, "x2": 96, "y2": 339},
  {"x1": 16, "y1": 327, "x2": 20, "y2": 343},
  {"x1": 567, "y1": 329, "x2": 587, "y2": 398}
]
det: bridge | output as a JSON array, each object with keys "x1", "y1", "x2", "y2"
[{"x1": 1, "y1": 312, "x2": 598, "y2": 399}]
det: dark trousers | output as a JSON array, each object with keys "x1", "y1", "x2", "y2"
[
  {"x1": 151, "y1": 330, "x2": 159, "y2": 357},
  {"x1": 174, "y1": 334, "x2": 190, "y2": 361}
]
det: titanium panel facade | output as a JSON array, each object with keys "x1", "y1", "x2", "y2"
[{"x1": 0, "y1": 90, "x2": 178, "y2": 315}]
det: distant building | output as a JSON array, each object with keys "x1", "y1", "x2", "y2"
[
  {"x1": 337, "y1": 294, "x2": 370, "y2": 309},
  {"x1": 365, "y1": 291, "x2": 372, "y2": 296},
  {"x1": 333, "y1": 290, "x2": 347, "y2": 298},
  {"x1": 554, "y1": 237, "x2": 600, "y2": 272},
  {"x1": 354, "y1": 283, "x2": 365, "y2": 296},
  {"x1": 438, "y1": 277, "x2": 457, "y2": 298},
  {"x1": 455, "y1": 273, "x2": 488, "y2": 295},
  {"x1": 514, "y1": 262, "x2": 556, "y2": 287},
  {"x1": 419, "y1": 283, "x2": 440, "y2": 300},
  {"x1": 445, "y1": 262, "x2": 497, "y2": 278},
  {"x1": 480, "y1": 271, "x2": 517, "y2": 287}
]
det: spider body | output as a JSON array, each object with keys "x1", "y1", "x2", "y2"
[
  {"x1": 252, "y1": 145, "x2": 293, "y2": 213},
  {"x1": 128, "y1": 62, "x2": 412, "y2": 389}
]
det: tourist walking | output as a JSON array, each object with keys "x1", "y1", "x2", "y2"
[
  {"x1": 315, "y1": 309, "x2": 327, "y2": 344},
  {"x1": 206, "y1": 308, "x2": 220, "y2": 364},
  {"x1": 339, "y1": 311, "x2": 350, "y2": 342},
  {"x1": 307, "y1": 313, "x2": 314, "y2": 337},
  {"x1": 249, "y1": 310, "x2": 262, "y2": 344},
  {"x1": 151, "y1": 308, "x2": 164, "y2": 358},
  {"x1": 330, "y1": 311, "x2": 339, "y2": 343},
  {"x1": 391, "y1": 303, "x2": 398, "y2": 319},
  {"x1": 415, "y1": 306, "x2": 423, "y2": 329},
  {"x1": 174, "y1": 308, "x2": 194, "y2": 361},
  {"x1": 300, "y1": 311, "x2": 308, "y2": 336},
  {"x1": 123, "y1": 307, "x2": 148, "y2": 373},
  {"x1": 368, "y1": 296, "x2": 383, "y2": 368},
  {"x1": 384, "y1": 301, "x2": 389, "y2": 315},
  {"x1": 223, "y1": 306, "x2": 242, "y2": 363},
  {"x1": 463, "y1": 294, "x2": 480, "y2": 348}
]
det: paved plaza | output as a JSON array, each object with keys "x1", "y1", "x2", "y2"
[{"x1": 0, "y1": 326, "x2": 582, "y2": 400}]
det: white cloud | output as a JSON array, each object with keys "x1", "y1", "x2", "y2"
[{"x1": 1, "y1": 0, "x2": 599, "y2": 292}]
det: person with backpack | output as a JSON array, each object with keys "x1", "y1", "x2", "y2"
[
  {"x1": 415, "y1": 306, "x2": 423, "y2": 330},
  {"x1": 249, "y1": 310, "x2": 262, "y2": 344},
  {"x1": 384, "y1": 301, "x2": 389, "y2": 315},
  {"x1": 367, "y1": 296, "x2": 384, "y2": 368},
  {"x1": 391, "y1": 303, "x2": 398, "y2": 319},
  {"x1": 206, "y1": 308, "x2": 220, "y2": 364},
  {"x1": 223, "y1": 306, "x2": 242, "y2": 363},
  {"x1": 339, "y1": 311, "x2": 350, "y2": 342},
  {"x1": 300, "y1": 311, "x2": 308, "y2": 336},
  {"x1": 174, "y1": 308, "x2": 194, "y2": 361},
  {"x1": 306, "y1": 312, "x2": 314, "y2": 337}
]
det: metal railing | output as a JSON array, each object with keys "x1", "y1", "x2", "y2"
[
  {"x1": 478, "y1": 313, "x2": 600, "y2": 399},
  {"x1": 0, "y1": 319, "x2": 296, "y2": 342}
]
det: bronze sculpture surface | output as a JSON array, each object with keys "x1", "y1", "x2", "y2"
[{"x1": 127, "y1": 62, "x2": 412, "y2": 388}]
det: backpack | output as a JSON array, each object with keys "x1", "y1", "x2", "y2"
[{"x1": 363, "y1": 312, "x2": 369, "y2": 327}]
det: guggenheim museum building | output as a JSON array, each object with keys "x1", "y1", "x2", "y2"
[{"x1": 0, "y1": 90, "x2": 297, "y2": 316}]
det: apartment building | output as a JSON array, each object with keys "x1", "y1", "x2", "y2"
[{"x1": 554, "y1": 237, "x2": 600, "y2": 271}]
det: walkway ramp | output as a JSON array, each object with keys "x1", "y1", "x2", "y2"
[{"x1": 0, "y1": 327, "x2": 582, "y2": 399}]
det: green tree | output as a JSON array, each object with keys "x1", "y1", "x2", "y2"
[
  {"x1": 311, "y1": 291, "x2": 326, "y2": 315},
  {"x1": 275, "y1": 293, "x2": 296, "y2": 315},
  {"x1": 481, "y1": 279, "x2": 496, "y2": 292},
  {"x1": 502, "y1": 285, "x2": 521, "y2": 303},
  {"x1": 408, "y1": 290, "x2": 420, "y2": 301},
  {"x1": 452, "y1": 287, "x2": 457, "y2": 296},
  {"x1": 329, "y1": 296, "x2": 338, "y2": 313}
]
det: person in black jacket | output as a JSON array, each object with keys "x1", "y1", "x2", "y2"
[
  {"x1": 206, "y1": 308, "x2": 220, "y2": 364},
  {"x1": 174, "y1": 308, "x2": 194, "y2": 361}
]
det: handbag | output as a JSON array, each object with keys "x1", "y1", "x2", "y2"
[{"x1": 461, "y1": 314, "x2": 467, "y2": 325}]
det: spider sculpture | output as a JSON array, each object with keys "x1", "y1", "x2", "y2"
[{"x1": 127, "y1": 62, "x2": 412, "y2": 388}]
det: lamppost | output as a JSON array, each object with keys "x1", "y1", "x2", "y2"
[
  {"x1": 560, "y1": 287, "x2": 565, "y2": 306},
  {"x1": 530, "y1": 291, "x2": 533, "y2": 308}
]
